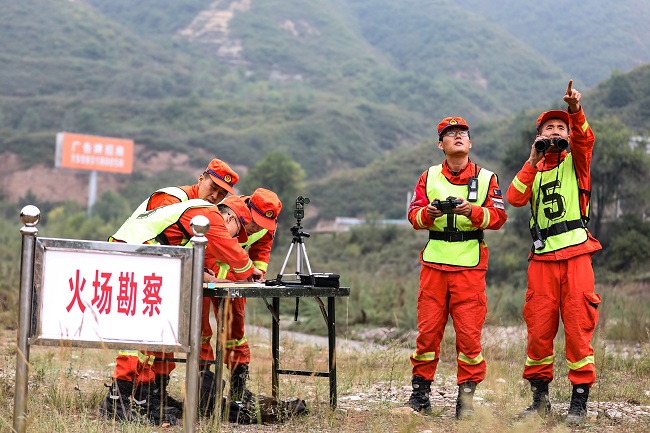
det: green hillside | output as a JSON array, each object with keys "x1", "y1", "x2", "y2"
[
  {"x1": 584, "y1": 64, "x2": 650, "y2": 133},
  {"x1": 311, "y1": 64, "x2": 650, "y2": 221},
  {"x1": 345, "y1": 0, "x2": 567, "y2": 116},
  {"x1": 0, "y1": 0, "x2": 431, "y2": 178},
  {"x1": 1, "y1": 0, "x2": 650, "y2": 203},
  {"x1": 0, "y1": 0, "x2": 199, "y2": 99},
  {"x1": 454, "y1": 0, "x2": 650, "y2": 87},
  {"x1": 85, "y1": 0, "x2": 571, "y2": 123}
]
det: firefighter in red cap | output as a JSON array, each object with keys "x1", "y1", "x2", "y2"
[
  {"x1": 200, "y1": 188, "x2": 283, "y2": 403},
  {"x1": 506, "y1": 81, "x2": 601, "y2": 423},
  {"x1": 406, "y1": 116, "x2": 507, "y2": 418},
  {"x1": 99, "y1": 160, "x2": 263, "y2": 424}
]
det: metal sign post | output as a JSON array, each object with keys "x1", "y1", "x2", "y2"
[
  {"x1": 87, "y1": 170, "x2": 97, "y2": 217},
  {"x1": 184, "y1": 216, "x2": 209, "y2": 433},
  {"x1": 13, "y1": 206, "x2": 40, "y2": 433},
  {"x1": 12, "y1": 205, "x2": 207, "y2": 433}
]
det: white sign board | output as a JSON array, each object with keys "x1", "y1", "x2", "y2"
[{"x1": 31, "y1": 239, "x2": 193, "y2": 351}]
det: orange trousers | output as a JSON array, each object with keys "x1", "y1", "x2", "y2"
[
  {"x1": 523, "y1": 254, "x2": 600, "y2": 385},
  {"x1": 202, "y1": 296, "x2": 251, "y2": 368},
  {"x1": 112, "y1": 351, "x2": 156, "y2": 385},
  {"x1": 113, "y1": 296, "x2": 250, "y2": 383},
  {"x1": 410, "y1": 266, "x2": 488, "y2": 385}
]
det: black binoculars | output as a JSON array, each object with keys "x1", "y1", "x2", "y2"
[{"x1": 534, "y1": 137, "x2": 569, "y2": 152}]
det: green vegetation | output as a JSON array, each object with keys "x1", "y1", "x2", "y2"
[
  {"x1": 1, "y1": 0, "x2": 650, "y2": 341},
  {"x1": 1, "y1": 2, "x2": 650, "y2": 430},
  {"x1": 0, "y1": 325, "x2": 648, "y2": 432},
  {"x1": 6, "y1": 0, "x2": 650, "y2": 186},
  {"x1": 455, "y1": 0, "x2": 650, "y2": 87}
]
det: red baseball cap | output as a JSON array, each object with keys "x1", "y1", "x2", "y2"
[
  {"x1": 205, "y1": 158, "x2": 239, "y2": 195},
  {"x1": 536, "y1": 110, "x2": 570, "y2": 131},
  {"x1": 249, "y1": 188, "x2": 282, "y2": 231},
  {"x1": 220, "y1": 195, "x2": 251, "y2": 242},
  {"x1": 437, "y1": 116, "x2": 470, "y2": 137}
]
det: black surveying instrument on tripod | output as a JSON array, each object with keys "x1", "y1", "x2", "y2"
[
  {"x1": 266, "y1": 196, "x2": 338, "y2": 320},
  {"x1": 277, "y1": 195, "x2": 312, "y2": 284}
]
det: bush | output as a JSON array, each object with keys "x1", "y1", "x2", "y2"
[{"x1": 597, "y1": 216, "x2": 650, "y2": 273}]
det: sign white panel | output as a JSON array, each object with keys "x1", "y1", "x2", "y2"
[{"x1": 39, "y1": 249, "x2": 182, "y2": 345}]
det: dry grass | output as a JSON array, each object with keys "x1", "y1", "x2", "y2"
[{"x1": 0, "y1": 324, "x2": 649, "y2": 433}]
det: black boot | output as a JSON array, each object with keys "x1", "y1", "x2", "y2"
[
  {"x1": 133, "y1": 381, "x2": 178, "y2": 426},
  {"x1": 98, "y1": 379, "x2": 134, "y2": 421},
  {"x1": 406, "y1": 376, "x2": 432, "y2": 412},
  {"x1": 199, "y1": 368, "x2": 218, "y2": 416},
  {"x1": 153, "y1": 374, "x2": 184, "y2": 415},
  {"x1": 566, "y1": 384, "x2": 590, "y2": 423},
  {"x1": 455, "y1": 381, "x2": 476, "y2": 419},
  {"x1": 230, "y1": 364, "x2": 253, "y2": 402},
  {"x1": 519, "y1": 379, "x2": 552, "y2": 418}
]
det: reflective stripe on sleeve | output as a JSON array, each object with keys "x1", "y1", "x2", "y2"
[
  {"x1": 512, "y1": 176, "x2": 527, "y2": 194},
  {"x1": 581, "y1": 121, "x2": 589, "y2": 132},
  {"x1": 416, "y1": 208, "x2": 427, "y2": 228},
  {"x1": 252, "y1": 260, "x2": 268, "y2": 272},
  {"x1": 479, "y1": 208, "x2": 490, "y2": 229},
  {"x1": 232, "y1": 259, "x2": 253, "y2": 274},
  {"x1": 458, "y1": 351, "x2": 484, "y2": 365},
  {"x1": 566, "y1": 355, "x2": 594, "y2": 370},
  {"x1": 525, "y1": 354, "x2": 554, "y2": 367}
]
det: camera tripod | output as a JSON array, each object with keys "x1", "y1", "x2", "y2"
[
  {"x1": 277, "y1": 220, "x2": 313, "y2": 283},
  {"x1": 273, "y1": 197, "x2": 328, "y2": 322}
]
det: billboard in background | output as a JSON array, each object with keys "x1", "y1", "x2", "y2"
[{"x1": 55, "y1": 132, "x2": 134, "y2": 174}]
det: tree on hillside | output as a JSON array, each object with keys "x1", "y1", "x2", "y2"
[
  {"x1": 240, "y1": 151, "x2": 306, "y2": 228},
  {"x1": 590, "y1": 116, "x2": 650, "y2": 237},
  {"x1": 604, "y1": 70, "x2": 634, "y2": 108}
]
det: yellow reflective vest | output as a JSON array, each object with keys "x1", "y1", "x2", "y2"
[
  {"x1": 530, "y1": 153, "x2": 587, "y2": 254},
  {"x1": 110, "y1": 199, "x2": 213, "y2": 245},
  {"x1": 122, "y1": 187, "x2": 189, "y2": 223},
  {"x1": 214, "y1": 229, "x2": 268, "y2": 278},
  {"x1": 422, "y1": 165, "x2": 492, "y2": 267}
]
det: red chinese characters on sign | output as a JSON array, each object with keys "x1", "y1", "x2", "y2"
[
  {"x1": 92, "y1": 270, "x2": 112, "y2": 314},
  {"x1": 117, "y1": 272, "x2": 138, "y2": 316},
  {"x1": 66, "y1": 270, "x2": 86, "y2": 313},
  {"x1": 66, "y1": 269, "x2": 164, "y2": 317},
  {"x1": 142, "y1": 274, "x2": 163, "y2": 317}
]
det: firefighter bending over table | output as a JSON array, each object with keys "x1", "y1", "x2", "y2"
[
  {"x1": 98, "y1": 165, "x2": 262, "y2": 425},
  {"x1": 201, "y1": 188, "x2": 282, "y2": 403},
  {"x1": 406, "y1": 116, "x2": 507, "y2": 418}
]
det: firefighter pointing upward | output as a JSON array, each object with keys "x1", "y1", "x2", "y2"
[
  {"x1": 506, "y1": 81, "x2": 602, "y2": 423},
  {"x1": 406, "y1": 116, "x2": 507, "y2": 418}
]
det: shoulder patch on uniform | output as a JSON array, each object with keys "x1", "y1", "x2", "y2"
[{"x1": 493, "y1": 189, "x2": 502, "y2": 197}]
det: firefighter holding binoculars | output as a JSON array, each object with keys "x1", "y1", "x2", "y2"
[{"x1": 506, "y1": 81, "x2": 602, "y2": 423}]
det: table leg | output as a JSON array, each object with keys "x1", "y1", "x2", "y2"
[
  {"x1": 213, "y1": 297, "x2": 226, "y2": 427},
  {"x1": 272, "y1": 297, "x2": 280, "y2": 401},
  {"x1": 328, "y1": 296, "x2": 337, "y2": 408}
]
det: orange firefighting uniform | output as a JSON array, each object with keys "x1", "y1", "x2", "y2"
[
  {"x1": 111, "y1": 191, "x2": 255, "y2": 384},
  {"x1": 506, "y1": 107, "x2": 602, "y2": 386},
  {"x1": 200, "y1": 198, "x2": 275, "y2": 369},
  {"x1": 408, "y1": 160, "x2": 507, "y2": 384}
]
